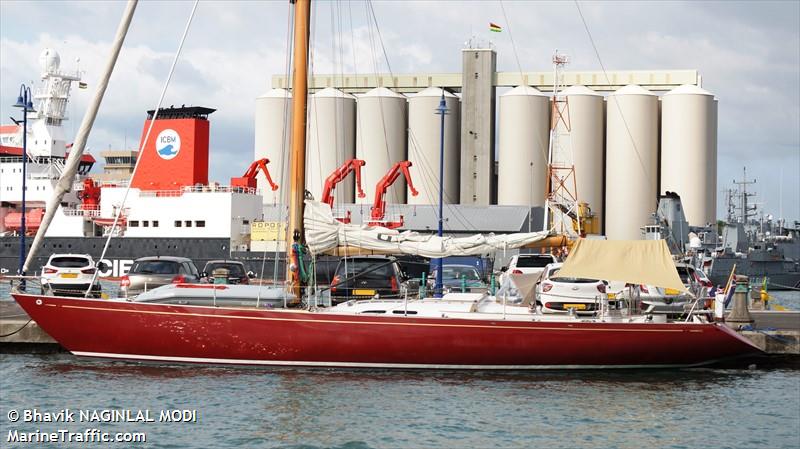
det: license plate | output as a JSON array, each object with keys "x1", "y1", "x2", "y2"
[
  {"x1": 563, "y1": 303, "x2": 587, "y2": 310},
  {"x1": 353, "y1": 289, "x2": 376, "y2": 296},
  {"x1": 607, "y1": 293, "x2": 616, "y2": 299},
  {"x1": 665, "y1": 288, "x2": 680, "y2": 295},
  {"x1": 60, "y1": 273, "x2": 78, "y2": 278}
]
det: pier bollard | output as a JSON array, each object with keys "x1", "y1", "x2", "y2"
[{"x1": 726, "y1": 275, "x2": 754, "y2": 329}]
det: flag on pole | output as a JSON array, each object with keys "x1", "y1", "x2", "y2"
[{"x1": 489, "y1": 22, "x2": 502, "y2": 32}]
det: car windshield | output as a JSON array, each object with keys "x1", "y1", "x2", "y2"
[
  {"x1": 337, "y1": 260, "x2": 394, "y2": 280},
  {"x1": 49, "y1": 257, "x2": 90, "y2": 268},
  {"x1": 516, "y1": 256, "x2": 554, "y2": 268},
  {"x1": 441, "y1": 266, "x2": 481, "y2": 281},
  {"x1": 131, "y1": 261, "x2": 179, "y2": 275},
  {"x1": 205, "y1": 263, "x2": 245, "y2": 277},
  {"x1": 549, "y1": 267, "x2": 597, "y2": 283}
]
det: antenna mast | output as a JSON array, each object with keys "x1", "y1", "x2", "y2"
[
  {"x1": 733, "y1": 167, "x2": 757, "y2": 224},
  {"x1": 543, "y1": 51, "x2": 581, "y2": 238}
]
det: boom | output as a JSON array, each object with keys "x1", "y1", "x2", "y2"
[
  {"x1": 231, "y1": 158, "x2": 279, "y2": 191},
  {"x1": 321, "y1": 158, "x2": 366, "y2": 224},
  {"x1": 369, "y1": 161, "x2": 418, "y2": 229}
]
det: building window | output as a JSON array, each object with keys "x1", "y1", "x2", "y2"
[
  {"x1": 175, "y1": 220, "x2": 182, "y2": 227},
  {"x1": 185, "y1": 220, "x2": 192, "y2": 227},
  {"x1": 153, "y1": 220, "x2": 159, "y2": 227},
  {"x1": 195, "y1": 220, "x2": 205, "y2": 228},
  {"x1": 143, "y1": 221, "x2": 150, "y2": 227},
  {"x1": 129, "y1": 220, "x2": 139, "y2": 227}
]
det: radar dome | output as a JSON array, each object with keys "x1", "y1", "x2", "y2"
[{"x1": 39, "y1": 48, "x2": 61, "y2": 73}]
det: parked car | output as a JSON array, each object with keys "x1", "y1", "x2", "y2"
[
  {"x1": 329, "y1": 256, "x2": 407, "y2": 304},
  {"x1": 429, "y1": 264, "x2": 487, "y2": 293},
  {"x1": 201, "y1": 260, "x2": 253, "y2": 284},
  {"x1": 536, "y1": 263, "x2": 609, "y2": 315},
  {"x1": 120, "y1": 256, "x2": 201, "y2": 298},
  {"x1": 625, "y1": 263, "x2": 712, "y2": 315},
  {"x1": 500, "y1": 253, "x2": 558, "y2": 284},
  {"x1": 40, "y1": 253, "x2": 101, "y2": 297}
]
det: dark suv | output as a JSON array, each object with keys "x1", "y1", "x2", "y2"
[
  {"x1": 120, "y1": 256, "x2": 201, "y2": 298},
  {"x1": 201, "y1": 260, "x2": 253, "y2": 284},
  {"x1": 329, "y1": 256, "x2": 407, "y2": 304}
]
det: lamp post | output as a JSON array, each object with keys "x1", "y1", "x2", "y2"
[
  {"x1": 13, "y1": 84, "x2": 36, "y2": 279},
  {"x1": 434, "y1": 90, "x2": 448, "y2": 297}
]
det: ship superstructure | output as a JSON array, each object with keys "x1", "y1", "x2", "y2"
[{"x1": 1, "y1": 50, "x2": 265, "y2": 276}]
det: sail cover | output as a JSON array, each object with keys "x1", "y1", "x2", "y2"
[
  {"x1": 556, "y1": 239, "x2": 686, "y2": 291},
  {"x1": 304, "y1": 200, "x2": 549, "y2": 258}
]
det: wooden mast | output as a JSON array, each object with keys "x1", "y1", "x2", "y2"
[{"x1": 286, "y1": 0, "x2": 311, "y2": 296}]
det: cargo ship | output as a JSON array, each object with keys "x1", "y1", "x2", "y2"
[{"x1": 0, "y1": 49, "x2": 271, "y2": 278}]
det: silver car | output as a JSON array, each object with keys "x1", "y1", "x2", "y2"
[{"x1": 120, "y1": 256, "x2": 201, "y2": 298}]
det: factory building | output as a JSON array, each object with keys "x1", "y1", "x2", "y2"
[{"x1": 262, "y1": 46, "x2": 716, "y2": 238}]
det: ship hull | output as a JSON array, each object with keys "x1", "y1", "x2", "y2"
[
  {"x1": 707, "y1": 256, "x2": 800, "y2": 290},
  {"x1": 12, "y1": 292, "x2": 762, "y2": 369}
]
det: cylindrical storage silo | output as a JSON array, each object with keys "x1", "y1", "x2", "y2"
[
  {"x1": 407, "y1": 87, "x2": 460, "y2": 205},
  {"x1": 356, "y1": 87, "x2": 407, "y2": 204},
  {"x1": 559, "y1": 85, "x2": 605, "y2": 227},
  {"x1": 254, "y1": 89, "x2": 291, "y2": 204},
  {"x1": 660, "y1": 85, "x2": 717, "y2": 226},
  {"x1": 307, "y1": 87, "x2": 356, "y2": 203},
  {"x1": 605, "y1": 84, "x2": 658, "y2": 240},
  {"x1": 497, "y1": 86, "x2": 549, "y2": 207}
]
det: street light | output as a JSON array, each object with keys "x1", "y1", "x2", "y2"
[{"x1": 12, "y1": 84, "x2": 36, "y2": 279}]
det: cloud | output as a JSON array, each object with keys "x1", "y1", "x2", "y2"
[{"x1": 1, "y1": 0, "x2": 798, "y2": 221}]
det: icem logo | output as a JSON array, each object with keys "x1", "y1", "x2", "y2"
[{"x1": 156, "y1": 129, "x2": 181, "y2": 160}]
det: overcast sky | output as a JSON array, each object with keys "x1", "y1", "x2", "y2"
[{"x1": 1, "y1": 0, "x2": 798, "y2": 222}]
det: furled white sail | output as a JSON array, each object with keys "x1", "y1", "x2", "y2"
[{"x1": 304, "y1": 200, "x2": 550, "y2": 257}]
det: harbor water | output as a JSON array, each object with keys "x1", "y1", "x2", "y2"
[{"x1": 0, "y1": 355, "x2": 798, "y2": 449}]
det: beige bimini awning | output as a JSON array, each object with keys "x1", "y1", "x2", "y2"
[{"x1": 556, "y1": 239, "x2": 686, "y2": 291}]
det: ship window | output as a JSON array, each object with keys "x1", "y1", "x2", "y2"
[
  {"x1": 185, "y1": 220, "x2": 192, "y2": 227},
  {"x1": 195, "y1": 220, "x2": 205, "y2": 227},
  {"x1": 392, "y1": 310, "x2": 418, "y2": 315},
  {"x1": 129, "y1": 221, "x2": 139, "y2": 227},
  {"x1": 153, "y1": 220, "x2": 159, "y2": 227},
  {"x1": 175, "y1": 221, "x2": 182, "y2": 227}
]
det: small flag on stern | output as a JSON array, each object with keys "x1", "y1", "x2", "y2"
[{"x1": 489, "y1": 22, "x2": 502, "y2": 32}]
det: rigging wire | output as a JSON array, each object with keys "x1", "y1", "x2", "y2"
[
  {"x1": 269, "y1": 0, "x2": 296, "y2": 286},
  {"x1": 500, "y1": 0, "x2": 552, "y2": 222},
  {"x1": 364, "y1": 0, "x2": 478, "y2": 232},
  {"x1": 574, "y1": 0, "x2": 649, "y2": 177},
  {"x1": 86, "y1": 0, "x2": 200, "y2": 296}
]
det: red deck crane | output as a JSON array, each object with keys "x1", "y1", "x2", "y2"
[
  {"x1": 321, "y1": 158, "x2": 366, "y2": 224},
  {"x1": 231, "y1": 158, "x2": 279, "y2": 191},
  {"x1": 369, "y1": 161, "x2": 418, "y2": 229}
]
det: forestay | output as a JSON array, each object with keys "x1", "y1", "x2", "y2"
[{"x1": 304, "y1": 200, "x2": 550, "y2": 258}]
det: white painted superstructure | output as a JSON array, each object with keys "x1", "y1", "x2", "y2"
[
  {"x1": 254, "y1": 88, "x2": 291, "y2": 205},
  {"x1": 355, "y1": 87, "x2": 408, "y2": 204},
  {"x1": 497, "y1": 86, "x2": 549, "y2": 207},
  {"x1": 407, "y1": 87, "x2": 460, "y2": 205},
  {"x1": 660, "y1": 84, "x2": 717, "y2": 226},
  {"x1": 306, "y1": 87, "x2": 356, "y2": 203},
  {"x1": 605, "y1": 84, "x2": 658, "y2": 240}
]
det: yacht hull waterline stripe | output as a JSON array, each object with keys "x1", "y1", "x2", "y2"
[
  {"x1": 71, "y1": 351, "x2": 728, "y2": 370},
  {"x1": 12, "y1": 293, "x2": 762, "y2": 369}
]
